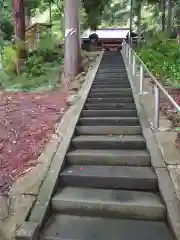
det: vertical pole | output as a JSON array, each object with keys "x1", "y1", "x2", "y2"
[
  {"x1": 129, "y1": 0, "x2": 133, "y2": 46},
  {"x1": 132, "y1": 54, "x2": 136, "y2": 75},
  {"x1": 0, "y1": 1, "x2": 4, "y2": 71},
  {"x1": 49, "y1": 0, "x2": 52, "y2": 37},
  {"x1": 124, "y1": 41, "x2": 126, "y2": 56},
  {"x1": 139, "y1": 64, "x2": 143, "y2": 94},
  {"x1": 126, "y1": 44, "x2": 128, "y2": 59},
  {"x1": 129, "y1": 47, "x2": 131, "y2": 66},
  {"x1": 154, "y1": 85, "x2": 160, "y2": 130},
  {"x1": 36, "y1": 24, "x2": 40, "y2": 42},
  {"x1": 0, "y1": 50, "x2": 2, "y2": 72},
  {"x1": 12, "y1": 0, "x2": 26, "y2": 73},
  {"x1": 123, "y1": 41, "x2": 125, "y2": 56},
  {"x1": 64, "y1": 0, "x2": 79, "y2": 82}
]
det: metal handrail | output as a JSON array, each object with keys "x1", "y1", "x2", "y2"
[{"x1": 122, "y1": 40, "x2": 180, "y2": 130}]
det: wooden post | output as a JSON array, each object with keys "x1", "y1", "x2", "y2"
[
  {"x1": 64, "y1": 0, "x2": 79, "y2": 82},
  {"x1": 76, "y1": 0, "x2": 84, "y2": 73},
  {"x1": 12, "y1": 0, "x2": 26, "y2": 74}
]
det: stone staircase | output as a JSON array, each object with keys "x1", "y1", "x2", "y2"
[{"x1": 41, "y1": 52, "x2": 175, "y2": 240}]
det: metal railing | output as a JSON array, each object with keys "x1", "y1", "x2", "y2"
[{"x1": 122, "y1": 40, "x2": 180, "y2": 130}]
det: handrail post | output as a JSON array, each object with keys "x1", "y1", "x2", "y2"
[
  {"x1": 124, "y1": 42, "x2": 126, "y2": 57},
  {"x1": 126, "y1": 43, "x2": 128, "y2": 59},
  {"x1": 154, "y1": 85, "x2": 160, "y2": 130},
  {"x1": 132, "y1": 54, "x2": 136, "y2": 76},
  {"x1": 123, "y1": 41, "x2": 125, "y2": 56},
  {"x1": 129, "y1": 47, "x2": 131, "y2": 66},
  {"x1": 140, "y1": 64, "x2": 143, "y2": 94}
]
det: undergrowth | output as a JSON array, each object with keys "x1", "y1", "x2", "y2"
[
  {"x1": 138, "y1": 32, "x2": 180, "y2": 88},
  {"x1": 0, "y1": 35, "x2": 64, "y2": 91}
]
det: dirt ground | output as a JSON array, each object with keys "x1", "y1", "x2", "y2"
[{"x1": 0, "y1": 51, "x2": 99, "y2": 240}]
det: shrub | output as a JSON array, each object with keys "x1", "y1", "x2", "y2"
[
  {"x1": 2, "y1": 44, "x2": 17, "y2": 74},
  {"x1": 138, "y1": 35, "x2": 180, "y2": 87},
  {"x1": 0, "y1": 36, "x2": 64, "y2": 91}
]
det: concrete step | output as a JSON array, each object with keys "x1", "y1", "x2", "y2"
[
  {"x1": 86, "y1": 97, "x2": 134, "y2": 103},
  {"x1": 96, "y1": 72, "x2": 128, "y2": 75},
  {"x1": 90, "y1": 88, "x2": 132, "y2": 93},
  {"x1": 42, "y1": 214, "x2": 174, "y2": 240},
  {"x1": 92, "y1": 82, "x2": 130, "y2": 86},
  {"x1": 92, "y1": 84, "x2": 130, "y2": 88},
  {"x1": 95, "y1": 78, "x2": 129, "y2": 82},
  {"x1": 96, "y1": 72, "x2": 128, "y2": 76},
  {"x1": 84, "y1": 103, "x2": 136, "y2": 110},
  {"x1": 97, "y1": 69, "x2": 127, "y2": 72},
  {"x1": 66, "y1": 149, "x2": 151, "y2": 166},
  {"x1": 88, "y1": 92, "x2": 133, "y2": 98},
  {"x1": 52, "y1": 187, "x2": 165, "y2": 220},
  {"x1": 91, "y1": 85, "x2": 131, "y2": 89},
  {"x1": 97, "y1": 71, "x2": 127, "y2": 74},
  {"x1": 60, "y1": 165, "x2": 157, "y2": 190},
  {"x1": 81, "y1": 110, "x2": 137, "y2": 117},
  {"x1": 93, "y1": 76, "x2": 129, "y2": 83},
  {"x1": 78, "y1": 117, "x2": 139, "y2": 126},
  {"x1": 75, "y1": 125, "x2": 142, "y2": 135},
  {"x1": 93, "y1": 80, "x2": 130, "y2": 84},
  {"x1": 99, "y1": 66, "x2": 125, "y2": 68},
  {"x1": 95, "y1": 78, "x2": 128, "y2": 81},
  {"x1": 95, "y1": 77, "x2": 129, "y2": 81},
  {"x1": 71, "y1": 135, "x2": 146, "y2": 150}
]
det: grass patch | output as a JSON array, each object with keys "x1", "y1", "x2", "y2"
[{"x1": 0, "y1": 62, "x2": 62, "y2": 92}]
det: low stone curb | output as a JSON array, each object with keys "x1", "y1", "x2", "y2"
[{"x1": 15, "y1": 51, "x2": 103, "y2": 240}]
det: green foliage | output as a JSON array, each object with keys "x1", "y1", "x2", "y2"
[
  {"x1": 82, "y1": 0, "x2": 111, "y2": 29},
  {"x1": 0, "y1": 65, "x2": 61, "y2": 91},
  {"x1": 2, "y1": 45, "x2": 17, "y2": 74},
  {"x1": 139, "y1": 35, "x2": 180, "y2": 87},
  {"x1": 0, "y1": 0, "x2": 13, "y2": 40},
  {"x1": 0, "y1": 36, "x2": 64, "y2": 91},
  {"x1": 25, "y1": 36, "x2": 63, "y2": 79}
]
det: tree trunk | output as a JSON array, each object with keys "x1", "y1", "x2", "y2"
[
  {"x1": 174, "y1": 1, "x2": 180, "y2": 36},
  {"x1": 136, "y1": 2, "x2": 141, "y2": 48},
  {"x1": 12, "y1": 0, "x2": 26, "y2": 74},
  {"x1": 167, "y1": 0, "x2": 173, "y2": 37},
  {"x1": 76, "y1": 0, "x2": 84, "y2": 73},
  {"x1": 49, "y1": 1, "x2": 52, "y2": 36},
  {"x1": 13, "y1": 0, "x2": 26, "y2": 42},
  {"x1": 161, "y1": 0, "x2": 166, "y2": 32},
  {"x1": 64, "y1": 0, "x2": 79, "y2": 83},
  {"x1": 25, "y1": 7, "x2": 31, "y2": 28},
  {"x1": 129, "y1": 0, "x2": 133, "y2": 45}
]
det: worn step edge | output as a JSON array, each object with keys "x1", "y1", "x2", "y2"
[
  {"x1": 86, "y1": 98, "x2": 134, "y2": 103},
  {"x1": 52, "y1": 187, "x2": 165, "y2": 220},
  {"x1": 84, "y1": 103, "x2": 136, "y2": 110},
  {"x1": 60, "y1": 165, "x2": 157, "y2": 190},
  {"x1": 78, "y1": 117, "x2": 139, "y2": 126},
  {"x1": 91, "y1": 85, "x2": 131, "y2": 88},
  {"x1": 81, "y1": 110, "x2": 137, "y2": 117},
  {"x1": 66, "y1": 149, "x2": 151, "y2": 166},
  {"x1": 71, "y1": 135, "x2": 146, "y2": 150},
  {"x1": 92, "y1": 84, "x2": 131, "y2": 87},
  {"x1": 93, "y1": 80, "x2": 129, "y2": 83},
  {"x1": 75, "y1": 126, "x2": 142, "y2": 135},
  {"x1": 88, "y1": 93, "x2": 133, "y2": 97},
  {"x1": 90, "y1": 88, "x2": 132, "y2": 92},
  {"x1": 41, "y1": 214, "x2": 174, "y2": 240}
]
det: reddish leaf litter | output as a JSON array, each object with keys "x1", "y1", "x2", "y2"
[
  {"x1": 0, "y1": 88, "x2": 68, "y2": 194},
  {"x1": 160, "y1": 88, "x2": 180, "y2": 148}
]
